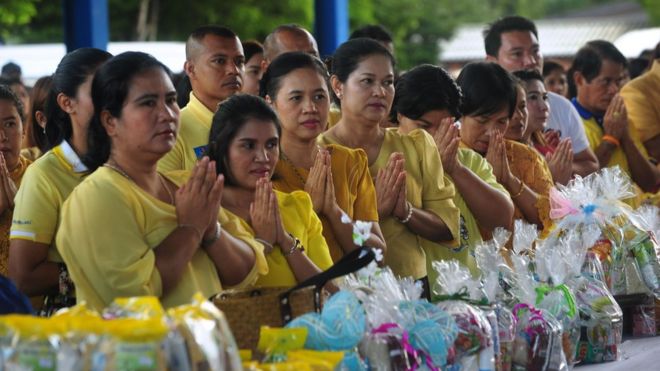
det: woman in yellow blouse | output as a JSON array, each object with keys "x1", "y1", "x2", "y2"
[
  {"x1": 457, "y1": 62, "x2": 554, "y2": 233},
  {"x1": 56, "y1": 52, "x2": 263, "y2": 310},
  {"x1": 0, "y1": 85, "x2": 32, "y2": 276},
  {"x1": 391, "y1": 64, "x2": 513, "y2": 279},
  {"x1": 319, "y1": 39, "x2": 459, "y2": 289},
  {"x1": 261, "y1": 51, "x2": 386, "y2": 262},
  {"x1": 9, "y1": 48, "x2": 112, "y2": 315},
  {"x1": 206, "y1": 93, "x2": 333, "y2": 287}
]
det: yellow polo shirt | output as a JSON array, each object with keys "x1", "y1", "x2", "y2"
[
  {"x1": 227, "y1": 190, "x2": 334, "y2": 288},
  {"x1": 319, "y1": 128, "x2": 460, "y2": 279},
  {"x1": 55, "y1": 167, "x2": 268, "y2": 310},
  {"x1": 11, "y1": 141, "x2": 88, "y2": 262},
  {"x1": 158, "y1": 92, "x2": 214, "y2": 172},
  {"x1": 621, "y1": 61, "x2": 660, "y2": 145}
]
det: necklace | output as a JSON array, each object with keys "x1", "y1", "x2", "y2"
[
  {"x1": 103, "y1": 162, "x2": 174, "y2": 205},
  {"x1": 280, "y1": 152, "x2": 307, "y2": 188}
]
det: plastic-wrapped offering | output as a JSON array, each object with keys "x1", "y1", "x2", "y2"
[
  {"x1": 570, "y1": 274, "x2": 622, "y2": 363},
  {"x1": 0, "y1": 315, "x2": 62, "y2": 371},
  {"x1": 432, "y1": 260, "x2": 494, "y2": 371},
  {"x1": 168, "y1": 293, "x2": 242, "y2": 371},
  {"x1": 511, "y1": 304, "x2": 565, "y2": 371}
]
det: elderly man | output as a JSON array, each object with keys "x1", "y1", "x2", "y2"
[{"x1": 570, "y1": 40, "x2": 659, "y2": 193}]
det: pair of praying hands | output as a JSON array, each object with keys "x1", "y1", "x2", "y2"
[
  {"x1": 250, "y1": 177, "x2": 291, "y2": 254},
  {"x1": 304, "y1": 148, "x2": 340, "y2": 217},
  {"x1": 0, "y1": 153, "x2": 18, "y2": 215},
  {"x1": 375, "y1": 152, "x2": 409, "y2": 220},
  {"x1": 546, "y1": 138, "x2": 573, "y2": 185},
  {"x1": 431, "y1": 117, "x2": 462, "y2": 176}
]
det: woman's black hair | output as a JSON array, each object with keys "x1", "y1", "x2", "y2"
[
  {"x1": 206, "y1": 94, "x2": 281, "y2": 187},
  {"x1": 513, "y1": 69, "x2": 544, "y2": 85},
  {"x1": 83, "y1": 51, "x2": 171, "y2": 171},
  {"x1": 390, "y1": 64, "x2": 462, "y2": 123},
  {"x1": 44, "y1": 47, "x2": 112, "y2": 150},
  {"x1": 29, "y1": 75, "x2": 53, "y2": 152},
  {"x1": 0, "y1": 84, "x2": 25, "y2": 122},
  {"x1": 329, "y1": 38, "x2": 395, "y2": 105},
  {"x1": 259, "y1": 51, "x2": 328, "y2": 99},
  {"x1": 456, "y1": 62, "x2": 517, "y2": 119}
]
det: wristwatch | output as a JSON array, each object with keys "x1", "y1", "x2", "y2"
[{"x1": 284, "y1": 233, "x2": 305, "y2": 256}]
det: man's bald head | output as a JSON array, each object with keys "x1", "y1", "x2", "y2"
[
  {"x1": 263, "y1": 24, "x2": 319, "y2": 62},
  {"x1": 186, "y1": 25, "x2": 238, "y2": 61}
]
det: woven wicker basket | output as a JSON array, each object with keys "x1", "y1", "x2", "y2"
[
  {"x1": 213, "y1": 286, "x2": 321, "y2": 350},
  {"x1": 213, "y1": 246, "x2": 375, "y2": 351}
]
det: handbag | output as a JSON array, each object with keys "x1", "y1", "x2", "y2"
[{"x1": 213, "y1": 246, "x2": 375, "y2": 350}]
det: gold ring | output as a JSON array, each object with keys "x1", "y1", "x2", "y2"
[{"x1": 613, "y1": 112, "x2": 621, "y2": 118}]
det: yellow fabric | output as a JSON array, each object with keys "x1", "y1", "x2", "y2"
[
  {"x1": 273, "y1": 144, "x2": 379, "y2": 262},
  {"x1": 582, "y1": 116, "x2": 649, "y2": 176},
  {"x1": 425, "y1": 148, "x2": 509, "y2": 280},
  {"x1": 227, "y1": 190, "x2": 333, "y2": 288},
  {"x1": 55, "y1": 167, "x2": 267, "y2": 310},
  {"x1": 319, "y1": 128, "x2": 460, "y2": 279},
  {"x1": 0, "y1": 156, "x2": 32, "y2": 276},
  {"x1": 10, "y1": 141, "x2": 88, "y2": 263},
  {"x1": 158, "y1": 92, "x2": 214, "y2": 173},
  {"x1": 621, "y1": 61, "x2": 660, "y2": 144},
  {"x1": 505, "y1": 139, "x2": 554, "y2": 235},
  {"x1": 19, "y1": 146, "x2": 42, "y2": 162},
  {"x1": 327, "y1": 104, "x2": 342, "y2": 128}
]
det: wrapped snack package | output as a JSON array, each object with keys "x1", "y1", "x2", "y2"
[
  {"x1": 570, "y1": 274, "x2": 622, "y2": 363},
  {"x1": 475, "y1": 234, "x2": 517, "y2": 371},
  {"x1": 168, "y1": 293, "x2": 243, "y2": 371},
  {"x1": 0, "y1": 315, "x2": 62, "y2": 371},
  {"x1": 52, "y1": 302, "x2": 105, "y2": 370},
  {"x1": 621, "y1": 206, "x2": 660, "y2": 299},
  {"x1": 432, "y1": 260, "x2": 494, "y2": 371},
  {"x1": 511, "y1": 304, "x2": 565, "y2": 371}
]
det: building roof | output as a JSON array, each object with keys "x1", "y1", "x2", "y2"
[{"x1": 439, "y1": 2, "x2": 649, "y2": 63}]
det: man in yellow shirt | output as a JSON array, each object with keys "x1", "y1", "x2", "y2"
[
  {"x1": 621, "y1": 44, "x2": 660, "y2": 169},
  {"x1": 159, "y1": 26, "x2": 245, "y2": 172},
  {"x1": 570, "y1": 40, "x2": 660, "y2": 193}
]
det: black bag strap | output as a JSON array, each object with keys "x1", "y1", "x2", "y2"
[{"x1": 278, "y1": 246, "x2": 375, "y2": 323}]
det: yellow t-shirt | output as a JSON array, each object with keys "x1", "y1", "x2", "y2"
[
  {"x1": 621, "y1": 61, "x2": 660, "y2": 145},
  {"x1": 11, "y1": 141, "x2": 88, "y2": 262},
  {"x1": 158, "y1": 92, "x2": 214, "y2": 172},
  {"x1": 227, "y1": 190, "x2": 333, "y2": 288},
  {"x1": 319, "y1": 128, "x2": 460, "y2": 279},
  {"x1": 55, "y1": 167, "x2": 268, "y2": 310},
  {"x1": 272, "y1": 144, "x2": 379, "y2": 262},
  {"x1": 582, "y1": 116, "x2": 649, "y2": 176},
  {"x1": 425, "y1": 148, "x2": 509, "y2": 282}
]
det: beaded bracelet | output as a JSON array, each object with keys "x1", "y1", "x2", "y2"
[
  {"x1": 395, "y1": 201, "x2": 414, "y2": 224},
  {"x1": 510, "y1": 179, "x2": 525, "y2": 199}
]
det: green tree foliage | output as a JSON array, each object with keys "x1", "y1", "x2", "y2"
[
  {"x1": 0, "y1": 0, "x2": 39, "y2": 41},
  {"x1": 639, "y1": 0, "x2": 660, "y2": 26}
]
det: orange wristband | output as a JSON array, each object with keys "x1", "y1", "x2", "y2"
[{"x1": 602, "y1": 135, "x2": 620, "y2": 147}]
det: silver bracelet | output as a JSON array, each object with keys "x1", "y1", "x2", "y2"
[
  {"x1": 201, "y1": 221, "x2": 222, "y2": 248},
  {"x1": 395, "y1": 201, "x2": 413, "y2": 224},
  {"x1": 255, "y1": 238, "x2": 274, "y2": 253}
]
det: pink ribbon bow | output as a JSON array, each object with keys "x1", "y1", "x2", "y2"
[{"x1": 549, "y1": 188, "x2": 580, "y2": 220}]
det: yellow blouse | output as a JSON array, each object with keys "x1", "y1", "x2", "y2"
[
  {"x1": 0, "y1": 156, "x2": 32, "y2": 276},
  {"x1": 227, "y1": 190, "x2": 334, "y2": 288},
  {"x1": 319, "y1": 128, "x2": 460, "y2": 279},
  {"x1": 55, "y1": 167, "x2": 268, "y2": 310},
  {"x1": 273, "y1": 144, "x2": 379, "y2": 262},
  {"x1": 505, "y1": 139, "x2": 554, "y2": 234}
]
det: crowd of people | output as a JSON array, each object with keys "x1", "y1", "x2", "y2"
[{"x1": 1, "y1": 15, "x2": 659, "y2": 313}]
